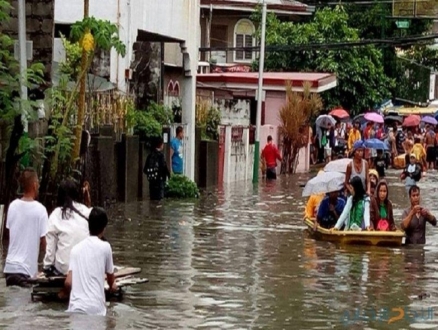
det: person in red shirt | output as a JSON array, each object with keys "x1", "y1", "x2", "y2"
[{"x1": 261, "y1": 135, "x2": 282, "y2": 180}]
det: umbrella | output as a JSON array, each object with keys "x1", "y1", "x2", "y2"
[
  {"x1": 302, "y1": 171, "x2": 346, "y2": 197},
  {"x1": 363, "y1": 138, "x2": 388, "y2": 150},
  {"x1": 352, "y1": 114, "x2": 367, "y2": 126},
  {"x1": 403, "y1": 115, "x2": 421, "y2": 127},
  {"x1": 329, "y1": 108, "x2": 349, "y2": 119},
  {"x1": 324, "y1": 158, "x2": 352, "y2": 173},
  {"x1": 364, "y1": 112, "x2": 384, "y2": 124},
  {"x1": 421, "y1": 116, "x2": 438, "y2": 126},
  {"x1": 384, "y1": 115, "x2": 403, "y2": 124},
  {"x1": 316, "y1": 115, "x2": 336, "y2": 129}
]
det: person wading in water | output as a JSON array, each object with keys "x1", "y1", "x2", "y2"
[{"x1": 261, "y1": 135, "x2": 282, "y2": 180}]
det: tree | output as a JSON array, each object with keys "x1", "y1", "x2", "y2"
[
  {"x1": 69, "y1": 16, "x2": 126, "y2": 163},
  {"x1": 279, "y1": 82, "x2": 322, "y2": 174},
  {"x1": 254, "y1": 7, "x2": 395, "y2": 115}
]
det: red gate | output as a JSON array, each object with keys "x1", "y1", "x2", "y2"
[{"x1": 218, "y1": 125, "x2": 226, "y2": 184}]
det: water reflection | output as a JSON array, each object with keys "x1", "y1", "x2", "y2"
[{"x1": 1, "y1": 170, "x2": 438, "y2": 328}]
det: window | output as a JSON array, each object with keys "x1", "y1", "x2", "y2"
[{"x1": 234, "y1": 19, "x2": 255, "y2": 62}]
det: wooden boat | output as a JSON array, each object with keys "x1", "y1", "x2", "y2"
[
  {"x1": 29, "y1": 266, "x2": 148, "y2": 302},
  {"x1": 304, "y1": 218, "x2": 405, "y2": 247}
]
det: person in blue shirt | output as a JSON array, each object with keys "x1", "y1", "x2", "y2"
[
  {"x1": 316, "y1": 190, "x2": 346, "y2": 229},
  {"x1": 170, "y1": 126, "x2": 184, "y2": 174}
]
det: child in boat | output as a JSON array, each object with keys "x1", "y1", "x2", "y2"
[
  {"x1": 333, "y1": 176, "x2": 371, "y2": 231},
  {"x1": 44, "y1": 179, "x2": 91, "y2": 276},
  {"x1": 369, "y1": 169, "x2": 379, "y2": 196},
  {"x1": 316, "y1": 190, "x2": 346, "y2": 229},
  {"x1": 65, "y1": 207, "x2": 117, "y2": 316},
  {"x1": 370, "y1": 180, "x2": 396, "y2": 231}
]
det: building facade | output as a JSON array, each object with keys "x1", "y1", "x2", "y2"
[{"x1": 53, "y1": 0, "x2": 200, "y2": 180}]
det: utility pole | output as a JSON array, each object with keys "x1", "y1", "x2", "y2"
[
  {"x1": 73, "y1": 0, "x2": 90, "y2": 161},
  {"x1": 18, "y1": 0, "x2": 28, "y2": 130},
  {"x1": 252, "y1": 1, "x2": 267, "y2": 183},
  {"x1": 18, "y1": 0, "x2": 29, "y2": 167}
]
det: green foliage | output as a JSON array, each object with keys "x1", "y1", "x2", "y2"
[
  {"x1": 196, "y1": 100, "x2": 221, "y2": 141},
  {"x1": 393, "y1": 45, "x2": 438, "y2": 102},
  {"x1": 0, "y1": 0, "x2": 44, "y2": 120},
  {"x1": 400, "y1": 45, "x2": 438, "y2": 70},
  {"x1": 59, "y1": 34, "x2": 82, "y2": 80},
  {"x1": 253, "y1": 7, "x2": 394, "y2": 115},
  {"x1": 44, "y1": 78, "x2": 76, "y2": 178},
  {"x1": 205, "y1": 107, "x2": 221, "y2": 141},
  {"x1": 129, "y1": 102, "x2": 173, "y2": 141},
  {"x1": 344, "y1": 4, "x2": 431, "y2": 40},
  {"x1": 70, "y1": 17, "x2": 126, "y2": 56},
  {"x1": 166, "y1": 175, "x2": 200, "y2": 199}
]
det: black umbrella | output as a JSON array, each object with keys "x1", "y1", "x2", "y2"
[{"x1": 384, "y1": 115, "x2": 403, "y2": 124}]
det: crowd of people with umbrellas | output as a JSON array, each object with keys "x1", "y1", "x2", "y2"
[{"x1": 303, "y1": 108, "x2": 438, "y2": 244}]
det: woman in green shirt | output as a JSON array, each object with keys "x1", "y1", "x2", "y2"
[
  {"x1": 370, "y1": 180, "x2": 396, "y2": 231},
  {"x1": 333, "y1": 176, "x2": 371, "y2": 231}
]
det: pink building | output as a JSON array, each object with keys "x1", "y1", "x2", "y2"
[{"x1": 197, "y1": 72, "x2": 337, "y2": 181}]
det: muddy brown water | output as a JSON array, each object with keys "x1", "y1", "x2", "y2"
[{"x1": 1, "y1": 170, "x2": 438, "y2": 329}]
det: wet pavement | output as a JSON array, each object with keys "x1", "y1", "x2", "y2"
[{"x1": 1, "y1": 169, "x2": 438, "y2": 329}]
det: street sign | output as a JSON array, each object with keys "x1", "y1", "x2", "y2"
[{"x1": 396, "y1": 20, "x2": 410, "y2": 29}]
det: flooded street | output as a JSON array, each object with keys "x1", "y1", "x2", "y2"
[{"x1": 1, "y1": 170, "x2": 438, "y2": 329}]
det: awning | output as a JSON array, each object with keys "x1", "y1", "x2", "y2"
[{"x1": 197, "y1": 72, "x2": 337, "y2": 93}]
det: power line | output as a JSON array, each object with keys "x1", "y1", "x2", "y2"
[{"x1": 199, "y1": 33, "x2": 438, "y2": 53}]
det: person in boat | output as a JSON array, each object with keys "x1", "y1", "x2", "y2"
[
  {"x1": 401, "y1": 154, "x2": 422, "y2": 197},
  {"x1": 43, "y1": 179, "x2": 91, "y2": 276},
  {"x1": 4, "y1": 168, "x2": 48, "y2": 287},
  {"x1": 401, "y1": 185, "x2": 437, "y2": 245},
  {"x1": 333, "y1": 176, "x2": 371, "y2": 231},
  {"x1": 369, "y1": 169, "x2": 379, "y2": 196},
  {"x1": 316, "y1": 190, "x2": 346, "y2": 229},
  {"x1": 370, "y1": 180, "x2": 396, "y2": 231},
  {"x1": 345, "y1": 140, "x2": 370, "y2": 194},
  {"x1": 66, "y1": 207, "x2": 117, "y2": 316},
  {"x1": 304, "y1": 170, "x2": 325, "y2": 219}
]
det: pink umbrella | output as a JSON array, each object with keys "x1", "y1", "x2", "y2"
[
  {"x1": 403, "y1": 115, "x2": 421, "y2": 127},
  {"x1": 329, "y1": 108, "x2": 349, "y2": 119},
  {"x1": 364, "y1": 112, "x2": 384, "y2": 124}
]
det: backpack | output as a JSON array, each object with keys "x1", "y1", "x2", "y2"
[{"x1": 143, "y1": 152, "x2": 161, "y2": 182}]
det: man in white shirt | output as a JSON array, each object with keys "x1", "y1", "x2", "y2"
[
  {"x1": 4, "y1": 168, "x2": 48, "y2": 287},
  {"x1": 65, "y1": 207, "x2": 117, "y2": 316}
]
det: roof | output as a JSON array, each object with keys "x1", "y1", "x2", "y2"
[
  {"x1": 200, "y1": 0, "x2": 314, "y2": 15},
  {"x1": 197, "y1": 72, "x2": 337, "y2": 93}
]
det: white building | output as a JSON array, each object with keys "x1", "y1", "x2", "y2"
[{"x1": 53, "y1": 0, "x2": 200, "y2": 180}]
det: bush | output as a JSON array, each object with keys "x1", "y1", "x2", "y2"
[{"x1": 166, "y1": 175, "x2": 200, "y2": 199}]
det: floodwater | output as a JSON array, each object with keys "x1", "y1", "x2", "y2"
[{"x1": 1, "y1": 170, "x2": 438, "y2": 329}]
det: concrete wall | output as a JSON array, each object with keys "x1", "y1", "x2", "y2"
[
  {"x1": 264, "y1": 91, "x2": 285, "y2": 126},
  {"x1": 54, "y1": 0, "x2": 199, "y2": 90},
  {"x1": 3, "y1": 0, "x2": 55, "y2": 76},
  {"x1": 215, "y1": 98, "x2": 251, "y2": 126},
  {"x1": 164, "y1": 43, "x2": 183, "y2": 67},
  {"x1": 223, "y1": 125, "x2": 254, "y2": 183}
]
